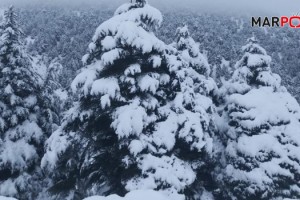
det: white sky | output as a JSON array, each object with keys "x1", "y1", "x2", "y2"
[{"x1": 0, "y1": 0, "x2": 299, "y2": 15}]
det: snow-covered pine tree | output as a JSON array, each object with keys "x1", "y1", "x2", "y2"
[
  {"x1": 0, "y1": 6, "x2": 47, "y2": 200},
  {"x1": 42, "y1": 2, "x2": 216, "y2": 200},
  {"x1": 164, "y1": 25, "x2": 217, "y2": 198},
  {"x1": 41, "y1": 1, "x2": 173, "y2": 198},
  {"x1": 40, "y1": 59, "x2": 65, "y2": 134},
  {"x1": 215, "y1": 37, "x2": 300, "y2": 199}
]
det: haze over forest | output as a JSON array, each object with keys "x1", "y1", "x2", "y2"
[{"x1": 0, "y1": 0, "x2": 299, "y2": 15}]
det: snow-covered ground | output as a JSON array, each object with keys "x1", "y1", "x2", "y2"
[
  {"x1": 0, "y1": 197, "x2": 17, "y2": 200},
  {"x1": 83, "y1": 190, "x2": 175, "y2": 200}
]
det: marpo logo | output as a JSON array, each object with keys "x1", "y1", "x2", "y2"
[{"x1": 252, "y1": 16, "x2": 300, "y2": 28}]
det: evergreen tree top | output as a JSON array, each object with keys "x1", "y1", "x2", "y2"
[
  {"x1": 219, "y1": 38, "x2": 282, "y2": 97},
  {"x1": 0, "y1": 6, "x2": 23, "y2": 56},
  {"x1": 176, "y1": 25, "x2": 190, "y2": 40},
  {"x1": 174, "y1": 25, "x2": 196, "y2": 51},
  {"x1": 131, "y1": 0, "x2": 147, "y2": 7},
  {"x1": 247, "y1": 35, "x2": 258, "y2": 44},
  {"x1": 242, "y1": 36, "x2": 267, "y2": 56},
  {"x1": 2, "y1": 6, "x2": 21, "y2": 36},
  {"x1": 112, "y1": 0, "x2": 162, "y2": 30},
  {"x1": 4, "y1": 6, "x2": 17, "y2": 23},
  {"x1": 0, "y1": 6, "x2": 39, "y2": 97},
  {"x1": 235, "y1": 37, "x2": 271, "y2": 73},
  {"x1": 81, "y1": 0, "x2": 164, "y2": 67},
  {"x1": 172, "y1": 25, "x2": 210, "y2": 76}
]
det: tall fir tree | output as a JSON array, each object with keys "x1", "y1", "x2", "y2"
[
  {"x1": 165, "y1": 25, "x2": 217, "y2": 199},
  {"x1": 42, "y1": 1, "x2": 173, "y2": 199},
  {"x1": 215, "y1": 37, "x2": 300, "y2": 200},
  {"x1": 42, "y1": 2, "x2": 216, "y2": 200},
  {"x1": 40, "y1": 59, "x2": 65, "y2": 134},
  {"x1": 0, "y1": 6, "x2": 48, "y2": 200}
]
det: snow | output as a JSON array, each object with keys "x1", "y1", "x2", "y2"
[
  {"x1": 101, "y1": 48, "x2": 126, "y2": 66},
  {"x1": 177, "y1": 110, "x2": 207, "y2": 150},
  {"x1": 100, "y1": 3, "x2": 163, "y2": 38},
  {"x1": 115, "y1": 21, "x2": 165, "y2": 54},
  {"x1": 100, "y1": 94, "x2": 111, "y2": 109},
  {"x1": 114, "y1": 3, "x2": 132, "y2": 16},
  {"x1": 175, "y1": 26, "x2": 210, "y2": 75},
  {"x1": 126, "y1": 155, "x2": 196, "y2": 192},
  {"x1": 227, "y1": 87, "x2": 300, "y2": 130},
  {"x1": 236, "y1": 133, "x2": 282, "y2": 157},
  {"x1": 233, "y1": 39, "x2": 272, "y2": 79},
  {"x1": 159, "y1": 74, "x2": 170, "y2": 85},
  {"x1": 41, "y1": 128, "x2": 71, "y2": 170},
  {"x1": 124, "y1": 64, "x2": 141, "y2": 76},
  {"x1": 149, "y1": 55, "x2": 162, "y2": 68},
  {"x1": 138, "y1": 73, "x2": 160, "y2": 94},
  {"x1": 173, "y1": 91, "x2": 213, "y2": 152},
  {"x1": 9, "y1": 114, "x2": 18, "y2": 126},
  {"x1": 111, "y1": 100, "x2": 147, "y2": 139},
  {"x1": 0, "y1": 139, "x2": 37, "y2": 171},
  {"x1": 82, "y1": 54, "x2": 90, "y2": 64},
  {"x1": 1, "y1": 3, "x2": 300, "y2": 200},
  {"x1": 83, "y1": 190, "x2": 176, "y2": 200},
  {"x1": 23, "y1": 95, "x2": 37, "y2": 108},
  {"x1": 88, "y1": 42, "x2": 97, "y2": 52},
  {"x1": 54, "y1": 89, "x2": 68, "y2": 101},
  {"x1": 5, "y1": 27, "x2": 14, "y2": 35},
  {"x1": 224, "y1": 164, "x2": 273, "y2": 188},
  {"x1": 167, "y1": 54, "x2": 183, "y2": 72},
  {"x1": 215, "y1": 37, "x2": 300, "y2": 199},
  {"x1": 141, "y1": 94, "x2": 159, "y2": 110},
  {"x1": 220, "y1": 57, "x2": 230, "y2": 69},
  {"x1": 93, "y1": 19, "x2": 217, "y2": 192},
  {"x1": 129, "y1": 140, "x2": 144, "y2": 156},
  {"x1": 200, "y1": 191, "x2": 215, "y2": 200},
  {"x1": 90, "y1": 77, "x2": 120, "y2": 98},
  {"x1": 220, "y1": 75, "x2": 250, "y2": 96},
  {"x1": 110, "y1": 24, "x2": 217, "y2": 197},
  {"x1": 242, "y1": 41, "x2": 267, "y2": 56},
  {"x1": 149, "y1": 107, "x2": 178, "y2": 152},
  {"x1": 256, "y1": 71, "x2": 281, "y2": 88},
  {"x1": 0, "y1": 120, "x2": 43, "y2": 171},
  {"x1": 220, "y1": 39, "x2": 283, "y2": 98},
  {"x1": 0, "y1": 117, "x2": 5, "y2": 131},
  {"x1": 101, "y1": 36, "x2": 117, "y2": 51},
  {"x1": 0, "y1": 173, "x2": 32, "y2": 197},
  {"x1": 176, "y1": 25, "x2": 189, "y2": 37},
  {"x1": 0, "y1": 197, "x2": 17, "y2": 200},
  {"x1": 25, "y1": 36, "x2": 35, "y2": 46},
  {"x1": 246, "y1": 53, "x2": 271, "y2": 68},
  {"x1": 30, "y1": 56, "x2": 47, "y2": 85},
  {"x1": 71, "y1": 60, "x2": 102, "y2": 95},
  {"x1": 88, "y1": 1, "x2": 165, "y2": 70},
  {"x1": 0, "y1": 8, "x2": 4, "y2": 18},
  {"x1": 4, "y1": 84, "x2": 13, "y2": 94},
  {"x1": 6, "y1": 120, "x2": 43, "y2": 142}
]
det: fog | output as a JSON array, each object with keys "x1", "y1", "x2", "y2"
[{"x1": 0, "y1": 0, "x2": 299, "y2": 15}]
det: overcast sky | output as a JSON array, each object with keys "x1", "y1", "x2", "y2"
[{"x1": 0, "y1": 0, "x2": 299, "y2": 15}]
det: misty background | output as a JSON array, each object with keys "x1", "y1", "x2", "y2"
[{"x1": 0, "y1": 0, "x2": 299, "y2": 15}]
